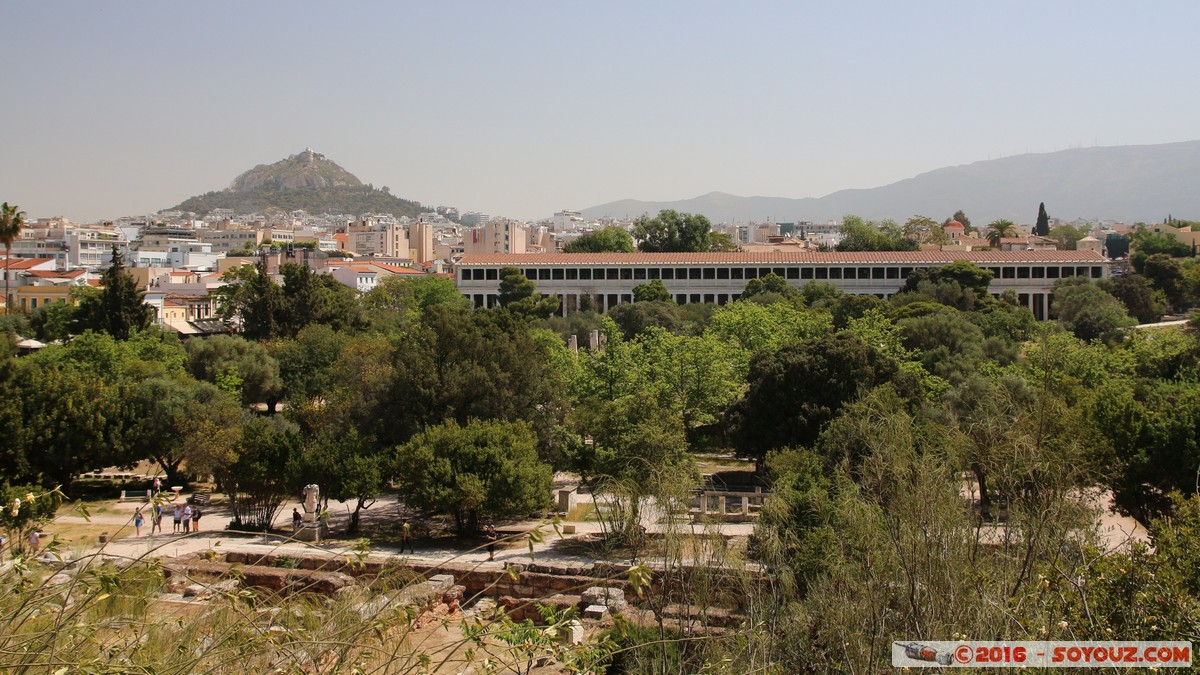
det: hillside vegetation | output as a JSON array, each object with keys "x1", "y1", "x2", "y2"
[{"x1": 171, "y1": 149, "x2": 426, "y2": 218}]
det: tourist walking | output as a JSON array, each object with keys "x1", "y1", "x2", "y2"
[
  {"x1": 401, "y1": 519, "x2": 415, "y2": 554},
  {"x1": 151, "y1": 504, "x2": 163, "y2": 535},
  {"x1": 292, "y1": 508, "x2": 302, "y2": 532},
  {"x1": 133, "y1": 508, "x2": 144, "y2": 537},
  {"x1": 28, "y1": 530, "x2": 40, "y2": 554},
  {"x1": 485, "y1": 522, "x2": 497, "y2": 561}
]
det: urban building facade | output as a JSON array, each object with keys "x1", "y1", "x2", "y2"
[
  {"x1": 462, "y1": 220, "x2": 527, "y2": 255},
  {"x1": 455, "y1": 250, "x2": 1110, "y2": 321}
]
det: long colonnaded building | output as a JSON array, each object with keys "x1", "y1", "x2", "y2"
[{"x1": 455, "y1": 250, "x2": 1111, "y2": 321}]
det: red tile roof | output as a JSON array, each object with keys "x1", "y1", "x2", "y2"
[
  {"x1": 335, "y1": 261, "x2": 425, "y2": 275},
  {"x1": 1, "y1": 257, "x2": 56, "y2": 270},
  {"x1": 457, "y1": 251, "x2": 1108, "y2": 265},
  {"x1": 371, "y1": 262, "x2": 425, "y2": 275},
  {"x1": 24, "y1": 269, "x2": 85, "y2": 279}
]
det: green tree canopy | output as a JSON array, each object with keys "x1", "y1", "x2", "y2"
[
  {"x1": 1129, "y1": 226, "x2": 1192, "y2": 263},
  {"x1": 394, "y1": 419, "x2": 552, "y2": 534},
  {"x1": 631, "y1": 210, "x2": 724, "y2": 252},
  {"x1": 218, "y1": 259, "x2": 284, "y2": 340},
  {"x1": 899, "y1": 311, "x2": 988, "y2": 383},
  {"x1": 184, "y1": 334, "x2": 283, "y2": 408},
  {"x1": 901, "y1": 260, "x2": 993, "y2": 297},
  {"x1": 562, "y1": 226, "x2": 635, "y2": 253},
  {"x1": 359, "y1": 274, "x2": 469, "y2": 329},
  {"x1": 288, "y1": 430, "x2": 385, "y2": 534},
  {"x1": 365, "y1": 306, "x2": 569, "y2": 454},
  {"x1": 608, "y1": 301, "x2": 684, "y2": 339},
  {"x1": 1098, "y1": 273, "x2": 1166, "y2": 324},
  {"x1": 279, "y1": 262, "x2": 365, "y2": 336},
  {"x1": 124, "y1": 376, "x2": 243, "y2": 484},
  {"x1": 74, "y1": 246, "x2": 155, "y2": 340},
  {"x1": 1033, "y1": 201, "x2": 1050, "y2": 237},
  {"x1": 568, "y1": 389, "x2": 693, "y2": 542},
  {"x1": 903, "y1": 215, "x2": 941, "y2": 244},
  {"x1": 829, "y1": 294, "x2": 886, "y2": 330},
  {"x1": 271, "y1": 324, "x2": 349, "y2": 404},
  {"x1": 704, "y1": 300, "x2": 832, "y2": 361},
  {"x1": 14, "y1": 361, "x2": 127, "y2": 489},
  {"x1": 497, "y1": 266, "x2": 560, "y2": 319},
  {"x1": 728, "y1": 333, "x2": 901, "y2": 467},
  {"x1": 26, "y1": 329, "x2": 185, "y2": 383},
  {"x1": 1090, "y1": 381, "x2": 1200, "y2": 522},
  {"x1": 1047, "y1": 224, "x2": 1090, "y2": 250},
  {"x1": 219, "y1": 414, "x2": 302, "y2": 531},
  {"x1": 1141, "y1": 253, "x2": 1189, "y2": 311},
  {"x1": 741, "y1": 272, "x2": 796, "y2": 300},
  {"x1": 986, "y1": 219, "x2": 1018, "y2": 248},
  {"x1": 631, "y1": 279, "x2": 673, "y2": 303},
  {"x1": 948, "y1": 209, "x2": 971, "y2": 231},
  {"x1": 29, "y1": 298, "x2": 77, "y2": 343},
  {"x1": 834, "y1": 216, "x2": 917, "y2": 252},
  {"x1": 1051, "y1": 278, "x2": 1136, "y2": 342}
]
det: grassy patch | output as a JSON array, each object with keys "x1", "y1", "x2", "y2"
[
  {"x1": 40, "y1": 521, "x2": 132, "y2": 552},
  {"x1": 565, "y1": 503, "x2": 596, "y2": 522},
  {"x1": 693, "y1": 453, "x2": 755, "y2": 474}
]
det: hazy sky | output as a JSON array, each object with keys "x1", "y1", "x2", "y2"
[{"x1": 3, "y1": 1, "x2": 1197, "y2": 222}]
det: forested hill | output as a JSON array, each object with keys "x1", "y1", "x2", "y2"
[{"x1": 169, "y1": 148, "x2": 426, "y2": 218}]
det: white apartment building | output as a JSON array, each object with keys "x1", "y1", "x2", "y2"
[
  {"x1": 552, "y1": 210, "x2": 585, "y2": 231},
  {"x1": 133, "y1": 239, "x2": 223, "y2": 271},
  {"x1": 461, "y1": 211, "x2": 491, "y2": 227},
  {"x1": 66, "y1": 225, "x2": 128, "y2": 269},
  {"x1": 197, "y1": 228, "x2": 264, "y2": 253},
  {"x1": 205, "y1": 208, "x2": 236, "y2": 222},
  {"x1": 455, "y1": 250, "x2": 1111, "y2": 321},
  {"x1": 329, "y1": 261, "x2": 426, "y2": 293},
  {"x1": 197, "y1": 227, "x2": 295, "y2": 253},
  {"x1": 10, "y1": 229, "x2": 69, "y2": 269}
]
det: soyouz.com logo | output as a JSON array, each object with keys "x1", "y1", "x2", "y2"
[{"x1": 892, "y1": 641, "x2": 1192, "y2": 668}]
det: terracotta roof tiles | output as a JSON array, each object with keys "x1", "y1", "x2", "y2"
[
  {"x1": 1, "y1": 258, "x2": 56, "y2": 270},
  {"x1": 457, "y1": 251, "x2": 1107, "y2": 265},
  {"x1": 24, "y1": 269, "x2": 85, "y2": 279}
]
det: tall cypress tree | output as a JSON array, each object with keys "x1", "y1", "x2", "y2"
[
  {"x1": 76, "y1": 245, "x2": 155, "y2": 339},
  {"x1": 241, "y1": 258, "x2": 284, "y2": 341},
  {"x1": 1034, "y1": 202, "x2": 1050, "y2": 237}
]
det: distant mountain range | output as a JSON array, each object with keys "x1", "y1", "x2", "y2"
[
  {"x1": 582, "y1": 141, "x2": 1200, "y2": 225},
  {"x1": 170, "y1": 149, "x2": 425, "y2": 218}
]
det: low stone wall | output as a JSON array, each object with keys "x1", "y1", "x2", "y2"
[
  {"x1": 195, "y1": 550, "x2": 757, "y2": 615},
  {"x1": 165, "y1": 551, "x2": 749, "y2": 631},
  {"x1": 163, "y1": 558, "x2": 355, "y2": 595},
  {"x1": 219, "y1": 552, "x2": 632, "y2": 603}
]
